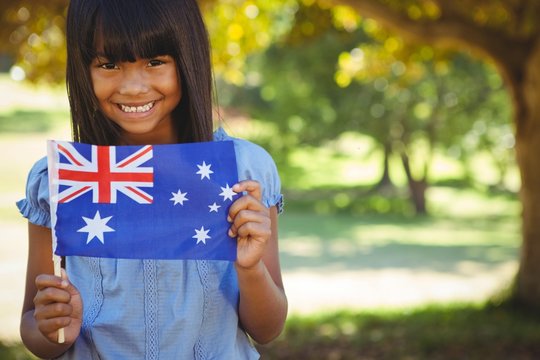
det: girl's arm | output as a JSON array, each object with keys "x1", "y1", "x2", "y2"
[
  {"x1": 228, "y1": 181, "x2": 288, "y2": 344},
  {"x1": 20, "y1": 223, "x2": 82, "y2": 358}
]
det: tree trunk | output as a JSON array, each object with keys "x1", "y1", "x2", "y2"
[
  {"x1": 400, "y1": 152, "x2": 428, "y2": 215},
  {"x1": 409, "y1": 179, "x2": 427, "y2": 215},
  {"x1": 375, "y1": 141, "x2": 393, "y2": 189},
  {"x1": 513, "y1": 38, "x2": 540, "y2": 306}
]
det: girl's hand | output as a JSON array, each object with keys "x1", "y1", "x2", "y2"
[
  {"x1": 33, "y1": 269, "x2": 83, "y2": 344},
  {"x1": 228, "y1": 180, "x2": 271, "y2": 270}
]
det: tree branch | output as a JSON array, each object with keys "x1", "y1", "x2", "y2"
[{"x1": 335, "y1": 0, "x2": 532, "y2": 82}]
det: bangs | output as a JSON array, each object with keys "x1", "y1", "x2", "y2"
[{"x1": 90, "y1": 0, "x2": 177, "y2": 62}]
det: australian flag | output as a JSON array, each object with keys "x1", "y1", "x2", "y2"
[{"x1": 47, "y1": 140, "x2": 238, "y2": 261}]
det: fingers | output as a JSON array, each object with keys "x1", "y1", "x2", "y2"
[
  {"x1": 33, "y1": 286, "x2": 74, "y2": 341},
  {"x1": 36, "y1": 316, "x2": 73, "y2": 339},
  {"x1": 33, "y1": 270, "x2": 78, "y2": 339},
  {"x1": 228, "y1": 180, "x2": 269, "y2": 239},
  {"x1": 228, "y1": 196, "x2": 268, "y2": 223},
  {"x1": 35, "y1": 273, "x2": 65, "y2": 292},
  {"x1": 34, "y1": 302, "x2": 74, "y2": 325},
  {"x1": 228, "y1": 209, "x2": 271, "y2": 239}
]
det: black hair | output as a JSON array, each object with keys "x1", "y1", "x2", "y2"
[{"x1": 66, "y1": 0, "x2": 213, "y2": 145}]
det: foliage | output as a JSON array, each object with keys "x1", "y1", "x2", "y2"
[
  {"x1": 335, "y1": 0, "x2": 539, "y2": 66},
  {"x1": 218, "y1": 2, "x2": 513, "y2": 199},
  {"x1": 0, "y1": 0, "x2": 298, "y2": 84},
  {"x1": 332, "y1": 5, "x2": 515, "y2": 187},
  {"x1": 202, "y1": 0, "x2": 298, "y2": 85},
  {"x1": 0, "y1": 0, "x2": 67, "y2": 83},
  {"x1": 284, "y1": 186, "x2": 413, "y2": 215}
]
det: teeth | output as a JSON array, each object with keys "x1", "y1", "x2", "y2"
[{"x1": 120, "y1": 101, "x2": 154, "y2": 113}]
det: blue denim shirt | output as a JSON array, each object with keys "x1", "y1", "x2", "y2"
[{"x1": 17, "y1": 128, "x2": 283, "y2": 360}]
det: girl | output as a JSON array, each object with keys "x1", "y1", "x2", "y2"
[{"x1": 17, "y1": 0, "x2": 287, "y2": 358}]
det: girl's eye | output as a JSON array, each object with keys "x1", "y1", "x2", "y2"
[
  {"x1": 148, "y1": 59, "x2": 165, "y2": 67},
  {"x1": 99, "y1": 62, "x2": 118, "y2": 70}
]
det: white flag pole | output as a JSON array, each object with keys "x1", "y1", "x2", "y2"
[
  {"x1": 53, "y1": 256, "x2": 65, "y2": 343},
  {"x1": 47, "y1": 140, "x2": 65, "y2": 344}
]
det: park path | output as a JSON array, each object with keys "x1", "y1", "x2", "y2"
[{"x1": 0, "y1": 129, "x2": 518, "y2": 342}]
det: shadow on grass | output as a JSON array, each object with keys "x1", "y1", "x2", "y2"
[
  {"x1": 279, "y1": 211, "x2": 519, "y2": 274},
  {"x1": 257, "y1": 303, "x2": 540, "y2": 360},
  {"x1": 0, "y1": 110, "x2": 54, "y2": 133},
  {"x1": 280, "y1": 242, "x2": 517, "y2": 273}
]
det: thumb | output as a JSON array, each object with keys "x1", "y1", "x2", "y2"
[{"x1": 233, "y1": 180, "x2": 262, "y2": 202}]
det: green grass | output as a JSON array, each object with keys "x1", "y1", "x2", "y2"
[
  {"x1": 0, "y1": 109, "x2": 69, "y2": 133},
  {"x1": 0, "y1": 340, "x2": 35, "y2": 360},
  {"x1": 256, "y1": 303, "x2": 540, "y2": 359},
  {"x1": 278, "y1": 205, "x2": 519, "y2": 282}
]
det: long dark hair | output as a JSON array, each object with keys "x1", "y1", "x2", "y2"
[{"x1": 66, "y1": 0, "x2": 214, "y2": 145}]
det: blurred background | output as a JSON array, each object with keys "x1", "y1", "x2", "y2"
[{"x1": 2, "y1": 0, "x2": 540, "y2": 359}]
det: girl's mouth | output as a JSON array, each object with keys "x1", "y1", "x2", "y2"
[{"x1": 118, "y1": 101, "x2": 155, "y2": 113}]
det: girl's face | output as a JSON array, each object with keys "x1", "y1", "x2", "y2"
[{"x1": 90, "y1": 55, "x2": 182, "y2": 145}]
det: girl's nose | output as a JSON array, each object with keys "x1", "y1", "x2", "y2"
[{"x1": 118, "y1": 69, "x2": 150, "y2": 95}]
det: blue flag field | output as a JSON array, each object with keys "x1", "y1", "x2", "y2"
[{"x1": 47, "y1": 140, "x2": 238, "y2": 261}]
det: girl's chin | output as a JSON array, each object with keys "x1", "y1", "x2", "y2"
[{"x1": 117, "y1": 123, "x2": 175, "y2": 145}]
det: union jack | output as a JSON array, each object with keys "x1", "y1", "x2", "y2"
[{"x1": 56, "y1": 142, "x2": 154, "y2": 204}]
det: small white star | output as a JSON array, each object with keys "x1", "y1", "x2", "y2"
[
  {"x1": 219, "y1": 183, "x2": 237, "y2": 202},
  {"x1": 196, "y1": 161, "x2": 214, "y2": 180},
  {"x1": 208, "y1": 202, "x2": 221, "y2": 212},
  {"x1": 77, "y1": 210, "x2": 115, "y2": 244},
  {"x1": 193, "y1": 226, "x2": 211, "y2": 244},
  {"x1": 170, "y1": 189, "x2": 189, "y2": 205}
]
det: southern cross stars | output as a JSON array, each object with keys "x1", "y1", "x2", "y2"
[
  {"x1": 77, "y1": 210, "x2": 114, "y2": 244},
  {"x1": 196, "y1": 161, "x2": 214, "y2": 180},
  {"x1": 170, "y1": 189, "x2": 188, "y2": 205},
  {"x1": 219, "y1": 183, "x2": 237, "y2": 201},
  {"x1": 193, "y1": 226, "x2": 211, "y2": 244},
  {"x1": 169, "y1": 159, "x2": 236, "y2": 249}
]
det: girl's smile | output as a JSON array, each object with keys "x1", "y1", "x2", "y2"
[
  {"x1": 90, "y1": 55, "x2": 181, "y2": 144},
  {"x1": 118, "y1": 101, "x2": 155, "y2": 113}
]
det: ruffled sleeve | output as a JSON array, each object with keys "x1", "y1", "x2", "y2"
[
  {"x1": 16, "y1": 157, "x2": 51, "y2": 227},
  {"x1": 214, "y1": 127, "x2": 284, "y2": 214}
]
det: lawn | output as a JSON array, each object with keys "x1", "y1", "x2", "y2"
[{"x1": 256, "y1": 303, "x2": 540, "y2": 360}]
